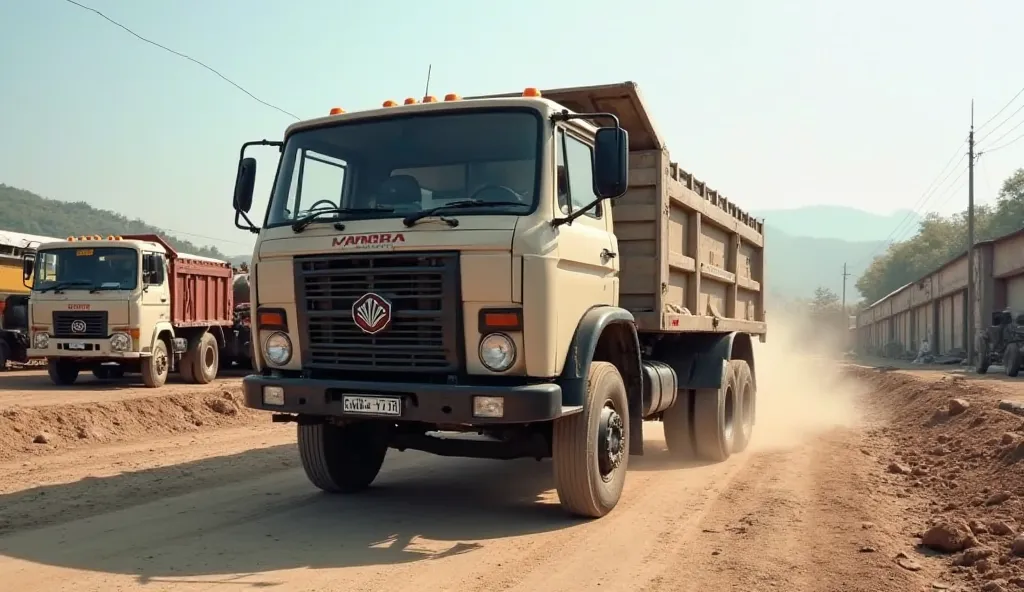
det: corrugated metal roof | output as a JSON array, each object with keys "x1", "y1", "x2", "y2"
[{"x1": 0, "y1": 229, "x2": 62, "y2": 250}]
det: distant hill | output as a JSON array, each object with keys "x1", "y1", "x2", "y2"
[
  {"x1": 753, "y1": 205, "x2": 919, "y2": 243},
  {"x1": 0, "y1": 184, "x2": 227, "y2": 260},
  {"x1": 764, "y1": 225, "x2": 883, "y2": 306}
]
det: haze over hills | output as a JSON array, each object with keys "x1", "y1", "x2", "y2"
[
  {"x1": 2, "y1": 185, "x2": 903, "y2": 303},
  {"x1": 753, "y1": 205, "x2": 919, "y2": 243}
]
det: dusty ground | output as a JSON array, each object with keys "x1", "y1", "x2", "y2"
[{"x1": 1, "y1": 352, "x2": 1022, "y2": 591}]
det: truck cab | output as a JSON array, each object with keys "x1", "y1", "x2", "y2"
[{"x1": 233, "y1": 83, "x2": 764, "y2": 519}]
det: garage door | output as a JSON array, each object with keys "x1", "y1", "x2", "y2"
[
  {"x1": 952, "y1": 291, "x2": 965, "y2": 352},
  {"x1": 1007, "y1": 275, "x2": 1024, "y2": 312}
]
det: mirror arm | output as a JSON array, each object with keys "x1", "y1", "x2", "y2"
[
  {"x1": 551, "y1": 109, "x2": 621, "y2": 128},
  {"x1": 234, "y1": 210, "x2": 260, "y2": 234}
]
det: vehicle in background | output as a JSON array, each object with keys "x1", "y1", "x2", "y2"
[
  {"x1": 23, "y1": 234, "x2": 249, "y2": 386},
  {"x1": 976, "y1": 309, "x2": 1024, "y2": 376},
  {"x1": 0, "y1": 229, "x2": 58, "y2": 370},
  {"x1": 230, "y1": 82, "x2": 766, "y2": 518}
]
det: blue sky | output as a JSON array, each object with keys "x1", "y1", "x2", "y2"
[{"x1": 2, "y1": 0, "x2": 1023, "y2": 255}]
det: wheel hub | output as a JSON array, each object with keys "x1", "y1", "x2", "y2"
[{"x1": 598, "y1": 405, "x2": 625, "y2": 477}]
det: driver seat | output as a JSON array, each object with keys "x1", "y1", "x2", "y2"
[{"x1": 376, "y1": 175, "x2": 422, "y2": 209}]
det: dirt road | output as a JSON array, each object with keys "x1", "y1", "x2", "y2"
[{"x1": 2, "y1": 357, "x2": 1022, "y2": 591}]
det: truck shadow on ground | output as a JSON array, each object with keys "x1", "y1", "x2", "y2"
[
  {"x1": 0, "y1": 442, "x2": 599, "y2": 582},
  {"x1": 0, "y1": 367, "x2": 253, "y2": 392}
]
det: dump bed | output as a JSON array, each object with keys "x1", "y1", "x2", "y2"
[
  {"x1": 122, "y1": 235, "x2": 234, "y2": 328},
  {"x1": 540, "y1": 82, "x2": 767, "y2": 336}
]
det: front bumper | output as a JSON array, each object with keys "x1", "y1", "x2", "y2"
[
  {"x1": 242, "y1": 375, "x2": 563, "y2": 424},
  {"x1": 28, "y1": 340, "x2": 143, "y2": 359}
]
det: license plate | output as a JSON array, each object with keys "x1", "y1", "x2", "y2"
[
  {"x1": 342, "y1": 395, "x2": 401, "y2": 416},
  {"x1": 67, "y1": 342, "x2": 86, "y2": 350}
]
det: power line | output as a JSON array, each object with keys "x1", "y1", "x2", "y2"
[
  {"x1": 975, "y1": 84, "x2": 1024, "y2": 133},
  {"x1": 850, "y1": 143, "x2": 966, "y2": 270},
  {"x1": 980, "y1": 129, "x2": 1024, "y2": 154},
  {"x1": 975, "y1": 100, "x2": 1024, "y2": 146},
  {"x1": 61, "y1": 0, "x2": 300, "y2": 121}
]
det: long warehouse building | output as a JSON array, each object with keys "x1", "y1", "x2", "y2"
[{"x1": 856, "y1": 227, "x2": 1024, "y2": 358}]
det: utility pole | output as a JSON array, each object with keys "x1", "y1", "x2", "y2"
[
  {"x1": 967, "y1": 102, "x2": 976, "y2": 366},
  {"x1": 842, "y1": 262, "x2": 850, "y2": 311}
]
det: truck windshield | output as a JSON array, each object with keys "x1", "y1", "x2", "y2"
[
  {"x1": 265, "y1": 109, "x2": 541, "y2": 227},
  {"x1": 33, "y1": 247, "x2": 139, "y2": 291}
]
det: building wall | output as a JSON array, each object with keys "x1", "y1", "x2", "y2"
[{"x1": 856, "y1": 240, "x2": 998, "y2": 359}]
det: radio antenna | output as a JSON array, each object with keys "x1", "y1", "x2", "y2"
[{"x1": 423, "y1": 64, "x2": 432, "y2": 98}]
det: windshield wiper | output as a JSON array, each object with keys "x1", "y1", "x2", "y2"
[
  {"x1": 291, "y1": 207, "x2": 395, "y2": 233},
  {"x1": 402, "y1": 200, "x2": 525, "y2": 228},
  {"x1": 38, "y1": 280, "x2": 91, "y2": 294}
]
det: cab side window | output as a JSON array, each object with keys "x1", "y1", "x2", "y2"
[
  {"x1": 555, "y1": 129, "x2": 602, "y2": 219},
  {"x1": 143, "y1": 253, "x2": 166, "y2": 286}
]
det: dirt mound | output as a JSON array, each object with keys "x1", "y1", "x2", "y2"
[
  {"x1": 848, "y1": 366, "x2": 1024, "y2": 590},
  {"x1": 0, "y1": 387, "x2": 260, "y2": 462}
]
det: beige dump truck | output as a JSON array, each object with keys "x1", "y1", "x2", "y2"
[
  {"x1": 23, "y1": 234, "x2": 243, "y2": 387},
  {"x1": 230, "y1": 82, "x2": 766, "y2": 518}
]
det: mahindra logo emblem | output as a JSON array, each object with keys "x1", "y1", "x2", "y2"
[
  {"x1": 332, "y1": 232, "x2": 405, "y2": 250},
  {"x1": 70, "y1": 320, "x2": 88, "y2": 334},
  {"x1": 351, "y1": 293, "x2": 392, "y2": 335}
]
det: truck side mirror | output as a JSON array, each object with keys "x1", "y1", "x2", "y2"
[
  {"x1": 593, "y1": 127, "x2": 629, "y2": 199},
  {"x1": 233, "y1": 157, "x2": 257, "y2": 213},
  {"x1": 22, "y1": 256, "x2": 34, "y2": 282}
]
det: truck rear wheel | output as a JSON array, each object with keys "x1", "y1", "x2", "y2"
[
  {"x1": 298, "y1": 421, "x2": 389, "y2": 493},
  {"x1": 663, "y1": 389, "x2": 695, "y2": 459},
  {"x1": 191, "y1": 333, "x2": 219, "y2": 384},
  {"x1": 142, "y1": 339, "x2": 170, "y2": 388},
  {"x1": 47, "y1": 359, "x2": 79, "y2": 386},
  {"x1": 692, "y1": 359, "x2": 749, "y2": 462},
  {"x1": 0, "y1": 341, "x2": 9, "y2": 372},
  {"x1": 178, "y1": 337, "x2": 198, "y2": 384},
  {"x1": 729, "y1": 360, "x2": 755, "y2": 453},
  {"x1": 552, "y1": 361, "x2": 629, "y2": 519},
  {"x1": 1005, "y1": 343, "x2": 1021, "y2": 377}
]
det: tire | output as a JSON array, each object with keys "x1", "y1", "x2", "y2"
[
  {"x1": 191, "y1": 333, "x2": 219, "y2": 384},
  {"x1": 663, "y1": 388, "x2": 695, "y2": 459},
  {"x1": 692, "y1": 361, "x2": 739, "y2": 462},
  {"x1": 141, "y1": 339, "x2": 170, "y2": 388},
  {"x1": 729, "y1": 360, "x2": 755, "y2": 453},
  {"x1": 1005, "y1": 343, "x2": 1021, "y2": 377},
  {"x1": 0, "y1": 341, "x2": 9, "y2": 372},
  {"x1": 552, "y1": 361, "x2": 630, "y2": 518},
  {"x1": 178, "y1": 336, "x2": 199, "y2": 384},
  {"x1": 47, "y1": 359, "x2": 79, "y2": 386},
  {"x1": 298, "y1": 421, "x2": 389, "y2": 493},
  {"x1": 976, "y1": 339, "x2": 990, "y2": 374},
  {"x1": 109, "y1": 365, "x2": 125, "y2": 379},
  {"x1": 92, "y1": 366, "x2": 112, "y2": 380}
]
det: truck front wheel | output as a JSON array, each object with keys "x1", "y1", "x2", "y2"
[
  {"x1": 552, "y1": 361, "x2": 629, "y2": 519},
  {"x1": 47, "y1": 359, "x2": 79, "y2": 386},
  {"x1": 1005, "y1": 343, "x2": 1021, "y2": 377},
  {"x1": 142, "y1": 339, "x2": 170, "y2": 388},
  {"x1": 298, "y1": 421, "x2": 389, "y2": 493}
]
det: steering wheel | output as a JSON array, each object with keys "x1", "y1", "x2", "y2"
[
  {"x1": 468, "y1": 185, "x2": 525, "y2": 204},
  {"x1": 306, "y1": 199, "x2": 337, "y2": 211}
]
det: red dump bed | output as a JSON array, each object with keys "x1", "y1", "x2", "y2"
[{"x1": 122, "y1": 235, "x2": 234, "y2": 328}]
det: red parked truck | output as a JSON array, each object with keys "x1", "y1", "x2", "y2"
[{"x1": 23, "y1": 234, "x2": 250, "y2": 387}]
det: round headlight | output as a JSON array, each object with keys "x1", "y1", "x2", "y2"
[
  {"x1": 264, "y1": 331, "x2": 292, "y2": 365},
  {"x1": 110, "y1": 332, "x2": 131, "y2": 352},
  {"x1": 33, "y1": 332, "x2": 49, "y2": 349},
  {"x1": 479, "y1": 333, "x2": 516, "y2": 372}
]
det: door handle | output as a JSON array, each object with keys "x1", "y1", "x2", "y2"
[{"x1": 601, "y1": 249, "x2": 617, "y2": 260}]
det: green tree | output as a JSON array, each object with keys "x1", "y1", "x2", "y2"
[{"x1": 856, "y1": 167, "x2": 1024, "y2": 303}]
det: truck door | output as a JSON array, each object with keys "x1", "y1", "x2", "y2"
[
  {"x1": 552, "y1": 127, "x2": 618, "y2": 362},
  {"x1": 140, "y1": 252, "x2": 170, "y2": 344}
]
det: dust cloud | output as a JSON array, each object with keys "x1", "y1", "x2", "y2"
[{"x1": 748, "y1": 313, "x2": 865, "y2": 451}]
